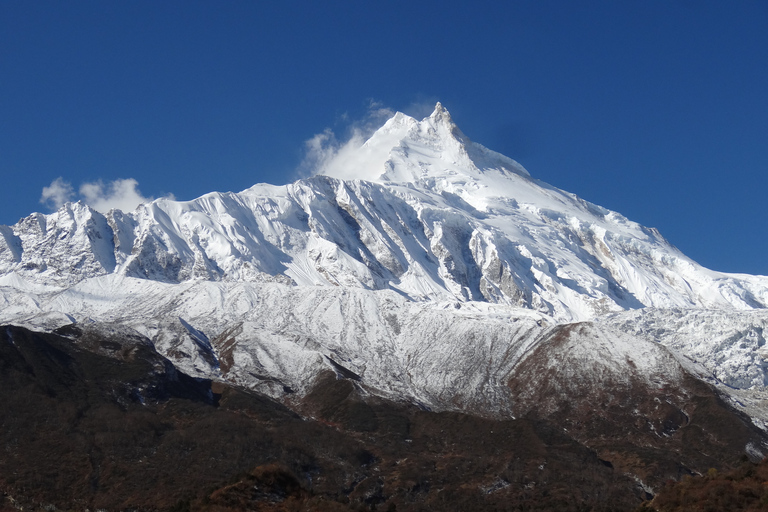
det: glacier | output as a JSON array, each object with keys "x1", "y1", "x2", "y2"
[{"x1": 1, "y1": 102, "x2": 768, "y2": 430}]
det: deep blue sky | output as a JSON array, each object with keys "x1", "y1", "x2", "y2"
[{"x1": 1, "y1": 1, "x2": 767, "y2": 275}]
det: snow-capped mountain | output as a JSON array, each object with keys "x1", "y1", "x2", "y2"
[
  {"x1": 2, "y1": 103, "x2": 768, "y2": 436},
  {"x1": 2, "y1": 103, "x2": 766, "y2": 322}
]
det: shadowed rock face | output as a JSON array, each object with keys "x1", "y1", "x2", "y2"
[{"x1": 1, "y1": 324, "x2": 766, "y2": 511}]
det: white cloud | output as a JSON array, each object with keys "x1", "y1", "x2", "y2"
[
  {"x1": 79, "y1": 178, "x2": 152, "y2": 213},
  {"x1": 40, "y1": 177, "x2": 75, "y2": 210},
  {"x1": 298, "y1": 128, "x2": 340, "y2": 178},
  {"x1": 297, "y1": 100, "x2": 397, "y2": 178},
  {"x1": 40, "y1": 177, "x2": 155, "y2": 213},
  {"x1": 365, "y1": 100, "x2": 396, "y2": 125}
]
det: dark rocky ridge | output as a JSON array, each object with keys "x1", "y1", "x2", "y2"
[
  {"x1": 508, "y1": 322, "x2": 768, "y2": 491},
  {"x1": 0, "y1": 324, "x2": 764, "y2": 511}
]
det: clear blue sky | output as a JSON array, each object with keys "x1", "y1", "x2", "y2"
[{"x1": 1, "y1": 1, "x2": 767, "y2": 274}]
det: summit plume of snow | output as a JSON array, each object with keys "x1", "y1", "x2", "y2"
[{"x1": 319, "y1": 102, "x2": 529, "y2": 185}]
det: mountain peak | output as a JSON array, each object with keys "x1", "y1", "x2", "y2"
[
  {"x1": 318, "y1": 102, "x2": 512, "y2": 186},
  {"x1": 424, "y1": 101, "x2": 465, "y2": 143},
  {"x1": 429, "y1": 101, "x2": 450, "y2": 121}
]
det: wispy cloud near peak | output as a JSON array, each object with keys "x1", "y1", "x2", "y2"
[{"x1": 40, "y1": 177, "x2": 164, "y2": 214}]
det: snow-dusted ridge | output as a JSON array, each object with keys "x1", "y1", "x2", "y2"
[
  {"x1": 2, "y1": 103, "x2": 768, "y2": 427},
  {"x1": 2, "y1": 103, "x2": 766, "y2": 321}
]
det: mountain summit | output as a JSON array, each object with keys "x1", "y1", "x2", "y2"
[{"x1": 319, "y1": 102, "x2": 529, "y2": 185}]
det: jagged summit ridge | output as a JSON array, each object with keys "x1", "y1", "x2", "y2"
[
  {"x1": 320, "y1": 102, "x2": 530, "y2": 186},
  {"x1": 1, "y1": 103, "x2": 767, "y2": 324}
]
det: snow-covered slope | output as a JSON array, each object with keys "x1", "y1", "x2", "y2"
[
  {"x1": 4, "y1": 271, "x2": 768, "y2": 431},
  {"x1": 1, "y1": 103, "x2": 768, "y2": 429}
]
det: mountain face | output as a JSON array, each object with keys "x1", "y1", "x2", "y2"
[
  {"x1": 3, "y1": 104, "x2": 767, "y2": 321},
  {"x1": 2, "y1": 103, "x2": 768, "y2": 509}
]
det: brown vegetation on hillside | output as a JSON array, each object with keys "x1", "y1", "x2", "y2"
[
  {"x1": 638, "y1": 458, "x2": 768, "y2": 511},
  {"x1": 1, "y1": 324, "x2": 765, "y2": 511}
]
